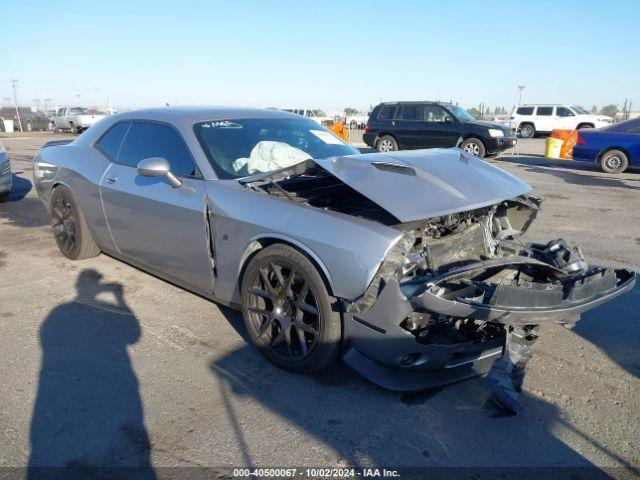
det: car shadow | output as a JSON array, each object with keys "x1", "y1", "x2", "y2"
[
  {"x1": 27, "y1": 269, "x2": 156, "y2": 479},
  {"x1": 0, "y1": 175, "x2": 50, "y2": 228},
  {"x1": 573, "y1": 284, "x2": 640, "y2": 380},
  {"x1": 212, "y1": 309, "x2": 633, "y2": 476}
]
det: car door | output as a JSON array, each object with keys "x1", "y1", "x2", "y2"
[
  {"x1": 99, "y1": 121, "x2": 213, "y2": 292},
  {"x1": 54, "y1": 108, "x2": 66, "y2": 128},
  {"x1": 419, "y1": 105, "x2": 460, "y2": 148},
  {"x1": 556, "y1": 106, "x2": 577, "y2": 129},
  {"x1": 535, "y1": 106, "x2": 554, "y2": 132},
  {"x1": 393, "y1": 104, "x2": 425, "y2": 148}
]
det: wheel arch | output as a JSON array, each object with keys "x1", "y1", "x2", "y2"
[
  {"x1": 374, "y1": 132, "x2": 399, "y2": 149},
  {"x1": 237, "y1": 234, "x2": 335, "y2": 297},
  {"x1": 577, "y1": 122, "x2": 595, "y2": 130},
  {"x1": 597, "y1": 146, "x2": 631, "y2": 162}
]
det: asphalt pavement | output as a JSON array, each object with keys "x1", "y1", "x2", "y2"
[{"x1": 0, "y1": 133, "x2": 638, "y2": 477}]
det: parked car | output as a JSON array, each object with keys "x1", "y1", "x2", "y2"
[
  {"x1": 572, "y1": 117, "x2": 640, "y2": 173},
  {"x1": 510, "y1": 104, "x2": 613, "y2": 138},
  {"x1": 346, "y1": 113, "x2": 369, "y2": 129},
  {"x1": 280, "y1": 108, "x2": 331, "y2": 125},
  {"x1": 0, "y1": 107, "x2": 51, "y2": 132},
  {"x1": 0, "y1": 141, "x2": 11, "y2": 202},
  {"x1": 363, "y1": 101, "x2": 517, "y2": 158},
  {"x1": 51, "y1": 107, "x2": 106, "y2": 134},
  {"x1": 33, "y1": 107, "x2": 635, "y2": 414}
]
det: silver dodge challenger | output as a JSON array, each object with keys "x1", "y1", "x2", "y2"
[{"x1": 33, "y1": 107, "x2": 635, "y2": 414}]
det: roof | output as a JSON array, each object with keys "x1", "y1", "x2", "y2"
[
  {"x1": 376, "y1": 101, "x2": 454, "y2": 107},
  {"x1": 109, "y1": 106, "x2": 300, "y2": 124}
]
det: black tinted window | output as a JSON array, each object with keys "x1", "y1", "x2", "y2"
[
  {"x1": 517, "y1": 107, "x2": 534, "y2": 115},
  {"x1": 537, "y1": 107, "x2": 553, "y2": 116},
  {"x1": 96, "y1": 122, "x2": 130, "y2": 161},
  {"x1": 117, "y1": 122, "x2": 197, "y2": 176},
  {"x1": 557, "y1": 107, "x2": 574, "y2": 117},
  {"x1": 399, "y1": 105, "x2": 423, "y2": 121},
  {"x1": 377, "y1": 106, "x2": 396, "y2": 120}
]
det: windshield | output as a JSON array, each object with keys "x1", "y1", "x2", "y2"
[
  {"x1": 448, "y1": 106, "x2": 475, "y2": 123},
  {"x1": 312, "y1": 110, "x2": 326, "y2": 117},
  {"x1": 571, "y1": 105, "x2": 588, "y2": 115},
  {"x1": 194, "y1": 118, "x2": 358, "y2": 179}
]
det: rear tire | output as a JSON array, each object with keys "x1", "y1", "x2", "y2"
[
  {"x1": 599, "y1": 149, "x2": 628, "y2": 174},
  {"x1": 241, "y1": 244, "x2": 341, "y2": 373},
  {"x1": 376, "y1": 135, "x2": 398, "y2": 152},
  {"x1": 50, "y1": 186, "x2": 101, "y2": 260},
  {"x1": 519, "y1": 123, "x2": 535, "y2": 138},
  {"x1": 460, "y1": 137, "x2": 486, "y2": 158}
]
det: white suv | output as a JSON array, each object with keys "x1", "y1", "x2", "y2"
[{"x1": 510, "y1": 105, "x2": 613, "y2": 138}]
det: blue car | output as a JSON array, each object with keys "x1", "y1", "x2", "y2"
[{"x1": 573, "y1": 117, "x2": 640, "y2": 173}]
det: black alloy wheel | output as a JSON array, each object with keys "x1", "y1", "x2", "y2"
[{"x1": 241, "y1": 244, "x2": 341, "y2": 373}]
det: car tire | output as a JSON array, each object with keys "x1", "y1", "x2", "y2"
[
  {"x1": 0, "y1": 191, "x2": 10, "y2": 203},
  {"x1": 26, "y1": 123, "x2": 33, "y2": 132},
  {"x1": 241, "y1": 243, "x2": 342, "y2": 374},
  {"x1": 69, "y1": 123, "x2": 78, "y2": 134},
  {"x1": 599, "y1": 149, "x2": 628, "y2": 174},
  {"x1": 519, "y1": 123, "x2": 535, "y2": 138},
  {"x1": 377, "y1": 135, "x2": 398, "y2": 152},
  {"x1": 50, "y1": 186, "x2": 101, "y2": 260},
  {"x1": 460, "y1": 137, "x2": 486, "y2": 158},
  {"x1": 577, "y1": 124, "x2": 594, "y2": 130}
]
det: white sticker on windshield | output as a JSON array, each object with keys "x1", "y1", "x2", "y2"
[
  {"x1": 201, "y1": 120, "x2": 242, "y2": 129},
  {"x1": 310, "y1": 129, "x2": 344, "y2": 145}
]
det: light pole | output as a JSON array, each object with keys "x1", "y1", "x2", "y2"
[
  {"x1": 517, "y1": 85, "x2": 526, "y2": 106},
  {"x1": 11, "y1": 79, "x2": 24, "y2": 132},
  {"x1": 44, "y1": 98, "x2": 52, "y2": 113}
]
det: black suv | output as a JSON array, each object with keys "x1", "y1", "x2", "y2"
[{"x1": 363, "y1": 101, "x2": 516, "y2": 158}]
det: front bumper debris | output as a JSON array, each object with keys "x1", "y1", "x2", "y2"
[{"x1": 343, "y1": 249, "x2": 636, "y2": 414}]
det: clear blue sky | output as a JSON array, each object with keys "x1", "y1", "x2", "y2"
[{"x1": 3, "y1": 0, "x2": 639, "y2": 111}]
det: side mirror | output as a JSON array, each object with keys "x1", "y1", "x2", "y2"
[{"x1": 136, "y1": 157, "x2": 182, "y2": 188}]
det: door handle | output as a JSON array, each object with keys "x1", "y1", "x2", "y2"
[{"x1": 105, "y1": 175, "x2": 119, "y2": 184}]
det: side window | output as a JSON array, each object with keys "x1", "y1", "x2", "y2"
[
  {"x1": 95, "y1": 122, "x2": 130, "y2": 161},
  {"x1": 423, "y1": 105, "x2": 448, "y2": 122},
  {"x1": 399, "y1": 105, "x2": 423, "y2": 121},
  {"x1": 117, "y1": 122, "x2": 198, "y2": 176},
  {"x1": 557, "y1": 107, "x2": 574, "y2": 117},
  {"x1": 377, "y1": 106, "x2": 396, "y2": 120},
  {"x1": 516, "y1": 107, "x2": 534, "y2": 115},
  {"x1": 57, "y1": 108, "x2": 65, "y2": 116},
  {"x1": 536, "y1": 106, "x2": 553, "y2": 116}
]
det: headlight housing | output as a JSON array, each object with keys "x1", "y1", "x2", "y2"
[{"x1": 488, "y1": 129, "x2": 505, "y2": 138}]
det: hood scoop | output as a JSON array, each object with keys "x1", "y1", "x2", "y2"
[{"x1": 371, "y1": 161, "x2": 416, "y2": 176}]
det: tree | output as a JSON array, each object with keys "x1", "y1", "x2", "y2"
[
  {"x1": 468, "y1": 107, "x2": 481, "y2": 119},
  {"x1": 600, "y1": 104, "x2": 618, "y2": 119},
  {"x1": 590, "y1": 105, "x2": 598, "y2": 114},
  {"x1": 343, "y1": 107, "x2": 359, "y2": 116}
]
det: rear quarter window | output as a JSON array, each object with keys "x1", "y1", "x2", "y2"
[
  {"x1": 95, "y1": 122, "x2": 130, "y2": 161},
  {"x1": 537, "y1": 106, "x2": 553, "y2": 116},
  {"x1": 377, "y1": 106, "x2": 396, "y2": 120},
  {"x1": 516, "y1": 107, "x2": 534, "y2": 115}
]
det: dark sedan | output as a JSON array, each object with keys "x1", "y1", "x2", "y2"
[
  {"x1": 363, "y1": 101, "x2": 517, "y2": 158},
  {"x1": 573, "y1": 117, "x2": 640, "y2": 173}
]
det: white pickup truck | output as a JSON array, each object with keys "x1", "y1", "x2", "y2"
[{"x1": 51, "y1": 107, "x2": 106, "y2": 134}]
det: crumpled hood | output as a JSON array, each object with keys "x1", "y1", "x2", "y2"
[{"x1": 313, "y1": 149, "x2": 531, "y2": 223}]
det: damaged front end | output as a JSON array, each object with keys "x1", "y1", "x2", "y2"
[{"x1": 342, "y1": 194, "x2": 635, "y2": 415}]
